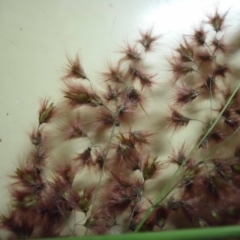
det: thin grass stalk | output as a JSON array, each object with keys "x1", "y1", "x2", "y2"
[{"x1": 135, "y1": 81, "x2": 240, "y2": 232}]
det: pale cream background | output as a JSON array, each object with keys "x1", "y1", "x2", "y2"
[{"x1": 1, "y1": 0, "x2": 240, "y2": 230}]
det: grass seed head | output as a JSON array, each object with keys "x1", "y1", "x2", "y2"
[
  {"x1": 63, "y1": 54, "x2": 87, "y2": 80},
  {"x1": 137, "y1": 27, "x2": 161, "y2": 52}
]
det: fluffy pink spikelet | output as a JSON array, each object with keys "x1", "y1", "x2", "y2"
[{"x1": 63, "y1": 54, "x2": 87, "y2": 80}]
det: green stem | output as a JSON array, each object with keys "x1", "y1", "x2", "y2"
[
  {"x1": 41, "y1": 225, "x2": 240, "y2": 240},
  {"x1": 135, "y1": 81, "x2": 240, "y2": 232}
]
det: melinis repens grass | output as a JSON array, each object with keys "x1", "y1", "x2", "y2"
[{"x1": 2, "y1": 6, "x2": 240, "y2": 239}]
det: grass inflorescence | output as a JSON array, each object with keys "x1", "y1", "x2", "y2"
[{"x1": 2, "y1": 6, "x2": 240, "y2": 240}]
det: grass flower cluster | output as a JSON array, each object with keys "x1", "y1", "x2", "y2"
[{"x1": 2, "y1": 7, "x2": 240, "y2": 239}]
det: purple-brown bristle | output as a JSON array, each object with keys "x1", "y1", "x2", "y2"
[
  {"x1": 63, "y1": 54, "x2": 87, "y2": 80},
  {"x1": 167, "y1": 108, "x2": 191, "y2": 131},
  {"x1": 137, "y1": 27, "x2": 161, "y2": 52}
]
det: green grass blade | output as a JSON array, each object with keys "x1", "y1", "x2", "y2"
[{"x1": 39, "y1": 225, "x2": 240, "y2": 240}]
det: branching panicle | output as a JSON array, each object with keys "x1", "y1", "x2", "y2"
[{"x1": 4, "y1": 6, "x2": 240, "y2": 239}]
